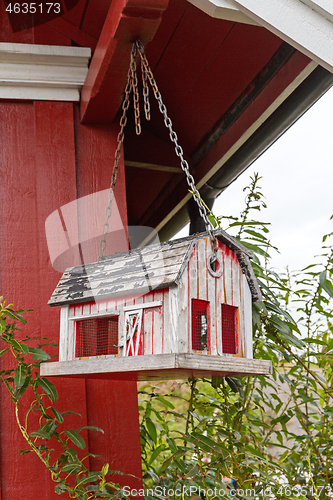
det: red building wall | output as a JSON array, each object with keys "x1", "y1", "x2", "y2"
[{"x1": 0, "y1": 99, "x2": 142, "y2": 497}]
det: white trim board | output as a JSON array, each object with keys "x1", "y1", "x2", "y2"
[
  {"x1": 0, "y1": 43, "x2": 91, "y2": 101},
  {"x1": 191, "y1": 0, "x2": 333, "y2": 74},
  {"x1": 187, "y1": 0, "x2": 257, "y2": 25}
]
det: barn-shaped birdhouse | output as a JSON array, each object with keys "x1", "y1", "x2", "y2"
[{"x1": 41, "y1": 230, "x2": 272, "y2": 380}]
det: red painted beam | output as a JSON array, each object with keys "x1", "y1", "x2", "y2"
[{"x1": 80, "y1": 0, "x2": 169, "y2": 124}]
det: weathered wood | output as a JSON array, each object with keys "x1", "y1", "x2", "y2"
[
  {"x1": 163, "y1": 288, "x2": 170, "y2": 354},
  {"x1": 143, "y1": 304, "x2": 153, "y2": 356},
  {"x1": 244, "y1": 276, "x2": 254, "y2": 358},
  {"x1": 208, "y1": 256, "x2": 217, "y2": 355},
  {"x1": 59, "y1": 305, "x2": 69, "y2": 362},
  {"x1": 123, "y1": 301, "x2": 162, "y2": 311},
  {"x1": 239, "y1": 271, "x2": 246, "y2": 358},
  {"x1": 125, "y1": 160, "x2": 182, "y2": 173},
  {"x1": 69, "y1": 311, "x2": 120, "y2": 320},
  {"x1": 215, "y1": 243, "x2": 225, "y2": 355},
  {"x1": 197, "y1": 237, "x2": 207, "y2": 301},
  {"x1": 152, "y1": 290, "x2": 163, "y2": 355},
  {"x1": 231, "y1": 252, "x2": 241, "y2": 355},
  {"x1": 176, "y1": 266, "x2": 189, "y2": 353},
  {"x1": 50, "y1": 229, "x2": 262, "y2": 377},
  {"x1": 49, "y1": 230, "x2": 259, "y2": 306},
  {"x1": 169, "y1": 287, "x2": 178, "y2": 353},
  {"x1": 40, "y1": 353, "x2": 272, "y2": 380}
]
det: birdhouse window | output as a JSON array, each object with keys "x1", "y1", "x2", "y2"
[
  {"x1": 75, "y1": 316, "x2": 119, "y2": 358},
  {"x1": 221, "y1": 304, "x2": 238, "y2": 354},
  {"x1": 191, "y1": 299, "x2": 210, "y2": 351}
]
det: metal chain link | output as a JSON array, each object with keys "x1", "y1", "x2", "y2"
[
  {"x1": 130, "y1": 44, "x2": 141, "y2": 135},
  {"x1": 141, "y1": 57, "x2": 151, "y2": 121},
  {"x1": 99, "y1": 40, "x2": 220, "y2": 274},
  {"x1": 135, "y1": 40, "x2": 218, "y2": 258},
  {"x1": 99, "y1": 44, "x2": 137, "y2": 260}
]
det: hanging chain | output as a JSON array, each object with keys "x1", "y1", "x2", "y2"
[
  {"x1": 99, "y1": 44, "x2": 137, "y2": 260},
  {"x1": 141, "y1": 57, "x2": 151, "y2": 121},
  {"x1": 135, "y1": 40, "x2": 220, "y2": 266},
  {"x1": 99, "y1": 40, "x2": 220, "y2": 275},
  {"x1": 130, "y1": 43, "x2": 141, "y2": 135}
]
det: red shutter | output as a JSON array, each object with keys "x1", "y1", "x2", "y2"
[
  {"x1": 221, "y1": 304, "x2": 238, "y2": 354},
  {"x1": 191, "y1": 299, "x2": 210, "y2": 351},
  {"x1": 76, "y1": 317, "x2": 118, "y2": 357}
]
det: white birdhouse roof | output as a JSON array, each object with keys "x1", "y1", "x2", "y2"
[{"x1": 48, "y1": 229, "x2": 261, "y2": 307}]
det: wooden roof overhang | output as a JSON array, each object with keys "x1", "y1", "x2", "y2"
[
  {"x1": 76, "y1": 0, "x2": 333, "y2": 241},
  {"x1": 2, "y1": 0, "x2": 332, "y2": 241},
  {"x1": 48, "y1": 229, "x2": 261, "y2": 307}
]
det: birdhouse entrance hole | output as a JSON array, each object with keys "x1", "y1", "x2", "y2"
[{"x1": 76, "y1": 317, "x2": 119, "y2": 358}]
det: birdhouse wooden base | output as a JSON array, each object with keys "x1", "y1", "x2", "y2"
[
  {"x1": 42, "y1": 230, "x2": 272, "y2": 381},
  {"x1": 40, "y1": 353, "x2": 272, "y2": 380}
]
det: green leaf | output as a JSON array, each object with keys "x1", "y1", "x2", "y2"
[
  {"x1": 61, "y1": 462, "x2": 82, "y2": 474},
  {"x1": 14, "y1": 366, "x2": 26, "y2": 389},
  {"x1": 207, "y1": 214, "x2": 218, "y2": 228},
  {"x1": 76, "y1": 425, "x2": 104, "y2": 434},
  {"x1": 191, "y1": 433, "x2": 229, "y2": 455},
  {"x1": 101, "y1": 463, "x2": 109, "y2": 476},
  {"x1": 166, "y1": 438, "x2": 178, "y2": 453},
  {"x1": 4, "y1": 308, "x2": 27, "y2": 323},
  {"x1": 228, "y1": 221, "x2": 270, "y2": 228},
  {"x1": 30, "y1": 428, "x2": 53, "y2": 440},
  {"x1": 51, "y1": 407, "x2": 64, "y2": 423},
  {"x1": 319, "y1": 270, "x2": 327, "y2": 288},
  {"x1": 55, "y1": 484, "x2": 67, "y2": 495},
  {"x1": 149, "y1": 444, "x2": 164, "y2": 465},
  {"x1": 303, "y1": 338, "x2": 327, "y2": 346},
  {"x1": 0, "y1": 348, "x2": 9, "y2": 357},
  {"x1": 76, "y1": 472, "x2": 100, "y2": 486},
  {"x1": 211, "y1": 376, "x2": 223, "y2": 388},
  {"x1": 244, "y1": 228, "x2": 268, "y2": 240},
  {"x1": 10, "y1": 339, "x2": 24, "y2": 351},
  {"x1": 19, "y1": 449, "x2": 31, "y2": 455},
  {"x1": 66, "y1": 448, "x2": 78, "y2": 462},
  {"x1": 226, "y1": 376, "x2": 243, "y2": 395},
  {"x1": 64, "y1": 430, "x2": 86, "y2": 450},
  {"x1": 61, "y1": 410, "x2": 81, "y2": 417},
  {"x1": 20, "y1": 343, "x2": 29, "y2": 355},
  {"x1": 145, "y1": 419, "x2": 157, "y2": 444},
  {"x1": 240, "y1": 241, "x2": 270, "y2": 258},
  {"x1": 14, "y1": 377, "x2": 29, "y2": 400},
  {"x1": 38, "y1": 377, "x2": 58, "y2": 402},
  {"x1": 322, "y1": 280, "x2": 333, "y2": 299},
  {"x1": 28, "y1": 347, "x2": 51, "y2": 361}
]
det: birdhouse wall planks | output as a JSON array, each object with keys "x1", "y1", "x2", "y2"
[{"x1": 41, "y1": 230, "x2": 272, "y2": 380}]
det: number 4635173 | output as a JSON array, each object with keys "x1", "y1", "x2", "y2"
[{"x1": 6, "y1": 3, "x2": 61, "y2": 14}]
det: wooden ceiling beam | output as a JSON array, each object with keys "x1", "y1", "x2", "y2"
[
  {"x1": 48, "y1": 17, "x2": 98, "y2": 50},
  {"x1": 80, "y1": 0, "x2": 169, "y2": 124},
  {"x1": 125, "y1": 160, "x2": 182, "y2": 173}
]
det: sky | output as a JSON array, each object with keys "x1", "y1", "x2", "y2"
[{"x1": 177, "y1": 85, "x2": 333, "y2": 275}]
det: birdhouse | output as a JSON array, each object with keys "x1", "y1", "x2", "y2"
[{"x1": 41, "y1": 230, "x2": 272, "y2": 380}]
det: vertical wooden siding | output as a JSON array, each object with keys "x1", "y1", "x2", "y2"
[
  {"x1": 62, "y1": 236, "x2": 253, "y2": 363},
  {"x1": 178, "y1": 237, "x2": 252, "y2": 357}
]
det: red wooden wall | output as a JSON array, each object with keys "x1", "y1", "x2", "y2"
[{"x1": 0, "y1": 100, "x2": 142, "y2": 498}]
